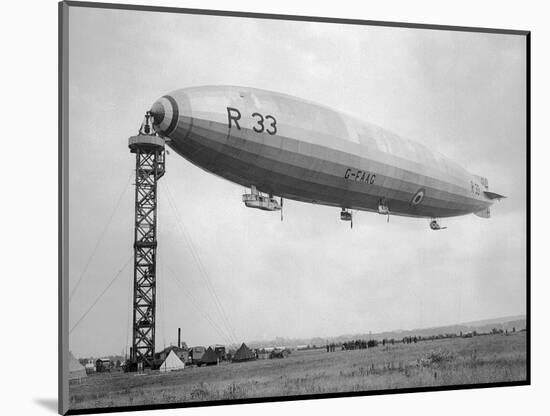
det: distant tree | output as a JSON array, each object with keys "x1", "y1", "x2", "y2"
[{"x1": 513, "y1": 327, "x2": 516, "y2": 333}]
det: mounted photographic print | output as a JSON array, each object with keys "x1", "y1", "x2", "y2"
[{"x1": 59, "y1": 1, "x2": 530, "y2": 414}]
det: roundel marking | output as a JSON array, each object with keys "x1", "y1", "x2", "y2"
[
  {"x1": 162, "y1": 95, "x2": 179, "y2": 136},
  {"x1": 410, "y1": 188, "x2": 426, "y2": 206}
]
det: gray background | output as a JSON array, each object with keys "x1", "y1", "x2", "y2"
[{"x1": 67, "y1": 7, "x2": 526, "y2": 357}]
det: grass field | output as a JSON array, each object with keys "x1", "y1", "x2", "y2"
[{"x1": 69, "y1": 332, "x2": 527, "y2": 410}]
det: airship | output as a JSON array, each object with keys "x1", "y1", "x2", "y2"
[{"x1": 148, "y1": 85, "x2": 504, "y2": 229}]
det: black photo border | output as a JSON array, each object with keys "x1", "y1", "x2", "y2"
[{"x1": 58, "y1": 1, "x2": 531, "y2": 414}]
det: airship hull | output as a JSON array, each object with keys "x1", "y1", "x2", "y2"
[{"x1": 152, "y1": 86, "x2": 494, "y2": 219}]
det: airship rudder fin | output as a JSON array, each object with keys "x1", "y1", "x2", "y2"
[{"x1": 483, "y1": 191, "x2": 506, "y2": 200}]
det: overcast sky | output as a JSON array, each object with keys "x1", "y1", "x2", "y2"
[{"x1": 67, "y1": 7, "x2": 526, "y2": 358}]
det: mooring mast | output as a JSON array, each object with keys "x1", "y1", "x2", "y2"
[{"x1": 128, "y1": 112, "x2": 165, "y2": 370}]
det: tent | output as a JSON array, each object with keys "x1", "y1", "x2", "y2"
[
  {"x1": 68, "y1": 351, "x2": 87, "y2": 381},
  {"x1": 232, "y1": 343, "x2": 256, "y2": 362},
  {"x1": 200, "y1": 347, "x2": 219, "y2": 366},
  {"x1": 160, "y1": 350, "x2": 185, "y2": 372}
]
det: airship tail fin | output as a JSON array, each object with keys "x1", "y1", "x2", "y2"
[
  {"x1": 474, "y1": 207, "x2": 491, "y2": 218},
  {"x1": 483, "y1": 191, "x2": 506, "y2": 200}
]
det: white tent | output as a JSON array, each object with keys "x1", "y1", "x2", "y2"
[
  {"x1": 160, "y1": 350, "x2": 185, "y2": 372},
  {"x1": 68, "y1": 351, "x2": 87, "y2": 380}
]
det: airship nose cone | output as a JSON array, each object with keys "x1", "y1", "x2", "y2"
[
  {"x1": 150, "y1": 95, "x2": 178, "y2": 136},
  {"x1": 150, "y1": 100, "x2": 165, "y2": 125}
]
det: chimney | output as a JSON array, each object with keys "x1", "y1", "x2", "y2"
[{"x1": 178, "y1": 328, "x2": 181, "y2": 348}]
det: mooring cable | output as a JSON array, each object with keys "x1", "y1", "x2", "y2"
[
  {"x1": 163, "y1": 262, "x2": 235, "y2": 346},
  {"x1": 163, "y1": 183, "x2": 237, "y2": 344},
  {"x1": 69, "y1": 172, "x2": 132, "y2": 303},
  {"x1": 69, "y1": 254, "x2": 133, "y2": 335},
  {"x1": 162, "y1": 180, "x2": 239, "y2": 344}
]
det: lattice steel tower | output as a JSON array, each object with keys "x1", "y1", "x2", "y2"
[{"x1": 128, "y1": 112, "x2": 165, "y2": 370}]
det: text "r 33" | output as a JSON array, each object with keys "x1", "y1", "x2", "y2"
[{"x1": 227, "y1": 107, "x2": 277, "y2": 135}]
